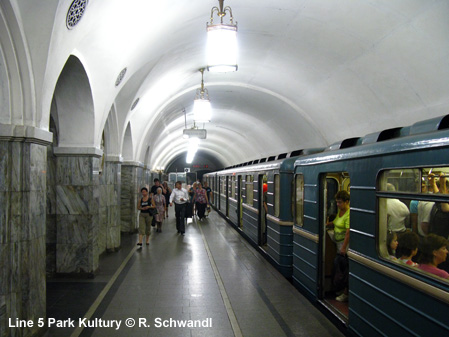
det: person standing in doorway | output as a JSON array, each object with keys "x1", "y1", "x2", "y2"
[
  {"x1": 326, "y1": 190, "x2": 350, "y2": 302},
  {"x1": 170, "y1": 181, "x2": 189, "y2": 235}
]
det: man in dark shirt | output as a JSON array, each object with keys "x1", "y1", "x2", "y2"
[{"x1": 151, "y1": 178, "x2": 163, "y2": 195}]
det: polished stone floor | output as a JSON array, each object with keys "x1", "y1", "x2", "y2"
[{"x1": 44, "y1": 209, "x2": 344, "y2": 337}]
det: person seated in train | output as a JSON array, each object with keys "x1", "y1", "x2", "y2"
[
  {"x1": 396, "y1": 231, "x2": 420, "y2": 267},
  {"x1": 386, "y1": 184, "x2": 410, "y2": 233},
  {"x1": 417, "y1": 234, "x2": 449, "y2": 280},
  {"x1": 387, "y1": 231, "x2": 398, "y2": 260},
  {"x1": 417, "y1": 173, "x2": 438, "y2": 236},
  {"x1": 326, "y1": 190, "x2": 350, "y2": 302}
]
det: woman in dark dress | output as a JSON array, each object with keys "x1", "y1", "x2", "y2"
[{"x1": 162, "y1": 181, "x2": 171, "y2": 218}]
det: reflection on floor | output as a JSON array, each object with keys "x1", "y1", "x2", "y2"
[{"x1": 43, "y1": 210, "x2": 344, "y2": 337}]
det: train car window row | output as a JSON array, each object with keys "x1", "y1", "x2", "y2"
[
  {"x1": 295, "y1": 174, "x2": 304, "y2": 227},
  {"x1": 230, "y1": 176, "x2": 236, "y2": 199},
  {"x1": 274, "y1": 174, "x2": 280, "y2": 217},
  {"x1": 378, "y1": 167, "x2": 449, "y2": 283},
  {"x1": 245, "y1": 175, "x2": 254, "y2": 206}
]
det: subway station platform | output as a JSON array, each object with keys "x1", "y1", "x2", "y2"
[{"x1": 44, "y1": 209, "x2": 344, "y2": 337}]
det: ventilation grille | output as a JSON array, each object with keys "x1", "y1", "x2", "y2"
[
  {"x1": 131, "y1": 98, "x2": 140, "y2": 110},
  {"x1": 115, "y1": 68, "x2": 127, "y2": 87},
  {"x1": 66, "y1": 0, "x2": 88, "y2": 29}
]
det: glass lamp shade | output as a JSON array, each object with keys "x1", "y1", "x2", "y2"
[
  {"x1": 206, "y1": 24, "x2": 238, "y2": 72},
  {"x1": 193, "y1": 98, "x2": 212, "y2": 123}
]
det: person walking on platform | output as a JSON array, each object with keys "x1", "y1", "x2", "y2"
[
  {"x1": 137, "y1": 187, "x2": 156, "y2": 246},
  {"x1": 193, "y1": 182, "x2": 209, "y2": 220},
  {"x1": 162, "y1": 181, "x2": 171, "y2": 218},
  {"x1": 170, "y1": 181, "x2": 189, "y2": 235},
  {"x1": 153, "y1": 187, "x2": 166, "y2": 232}
]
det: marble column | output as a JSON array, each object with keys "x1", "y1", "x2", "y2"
[
  {"x1": 53, "y1": 149, "x2": 101, "y2": 275},
  {"x1": 0, "y1": 130, "x2": 51, "y2": 337},
  {"x1": 98, "y1": 159, "x2": 121, "y2": 254},
  {"x1": 120, "y1": 163, "x2": 145, "y2": 233},
  {"x1": 46, "y1": 139, "x2": 57, "y2": 276}
]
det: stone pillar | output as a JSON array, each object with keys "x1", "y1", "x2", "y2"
[
  {"x1": 53, "y1": 148, "x2": 101, "y2": 275},
  {"x1": 46, "y1": 137, "x2": 57, "y2": 276},
  {"x1": 120, "y1": 162, "x2": 145, "y2": 233},
  {"x1": 0, "y1": 127, "x2": 52, "y2": 337},
  {"x1": 99, "y1": 159, "x2": 121, "y2": 253}
]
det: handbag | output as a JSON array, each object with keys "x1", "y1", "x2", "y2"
[{"x1": 149, "y1": 208, "x2": 158, "y2": 216}]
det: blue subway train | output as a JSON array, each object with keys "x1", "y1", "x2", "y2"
[{"x1": 204, "y1": 115, "x2": 449, "y2": 336}]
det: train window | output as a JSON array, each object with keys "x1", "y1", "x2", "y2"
[
  {"x1": 221, "y1": 177, "x2": 225, "y2": 196},
  {"x1": 378, "y1": 167, "x2": 449, "y2": 283},
  {"x1": 230, "y1": 176, "x2": 236, "y2": 199},
  {"x1": 274, "y1": 174, "x2": 280, "y2": 217},
  {"x1": 378, "y1": 169, "x2": 420, "y2": 193},
  {"x1": 291, "y1": 178, "x2": 295, "y2": 219},
  {"x1": 295, "y1": 175, "x2": 304, "y2": 227},
  {"x1": 245, "y1": 175, "x2": 254, "y2": 206}
]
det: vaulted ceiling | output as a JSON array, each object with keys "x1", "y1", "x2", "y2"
[{"x1": 3, "y1": 0, "x2": 449, "y2": 170}]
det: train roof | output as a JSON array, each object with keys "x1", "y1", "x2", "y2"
[
  {"x1": 210, "y1": 157, "x2": 295, "y2": 175},
  {"x1": 295, "y1": 114, "x2": 449, "y2": 167},
  {"x1": 204, "y1": 115, "x2": 449, "y2": 175}
]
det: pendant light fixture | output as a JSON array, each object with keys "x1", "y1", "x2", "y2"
[
  {"x1": 206, "y1": 0, "x2": 238, "y2": 72},
  {"x1": 193, "y1": 68, "x2": 212, "y2": 123}
]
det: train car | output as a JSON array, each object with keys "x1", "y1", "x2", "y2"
[
  {"x1": 204, "y1": 154, "x2": 322, "y2": 278},
  {"x1": 292, "y1": 115, "x2": 449, "y2": 335}
]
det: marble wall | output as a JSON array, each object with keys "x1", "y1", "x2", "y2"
[
  {"x1": 46, "y1": 143, "x2": 57, "y2": 276},
  {"x1": 55, "y1": 155, "x2": 100, "y2": 275},
  {"x1": 120, "y1": 164, "x2": 149, "y2": 233},
  {"x1": 0, "y1": 140, "x2": 47, "y2": 337},
  {"x1": 98, "y1": 160, "x2": 121, "y2": 254}
]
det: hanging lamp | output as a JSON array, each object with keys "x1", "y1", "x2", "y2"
[{"x1": 206, "y1": 0, "x2": 238, "y2": 72}]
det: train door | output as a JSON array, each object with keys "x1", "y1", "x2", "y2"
[
  {"x1": 226, "y1": 176, "x2": 230, "y2": 217},
  {"x1": 259, "y1": 174, "x2": 268, "y2": 247},
  {"x1": 238, "y1": 175, "x2": 243, "y2": 228},
  {"x1": 213, "y1": 174, "x2": 217, "y2": 207},
  {"x1": 218, "y1": 176, "x2": 222, "y2": 211},
  {"x1": 320, "y1": 172, "x2": 350, "y2": 320}
]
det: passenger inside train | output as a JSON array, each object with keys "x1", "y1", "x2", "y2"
[
  {"x1": 397, "y1": 231, "x2": 420, "y2": 267},
  {"x1": 387, "y1": 231, "x2": 398, "y2": 260},
  {"x1": 379, "y1": 167, "x2": 449, "y2": 282},
  {"x1": 417, "y1": 234, "x2": 449, "y2": 280},
  {"x1": 326, "y1": 191, "x2": 350, "y2": 302}
]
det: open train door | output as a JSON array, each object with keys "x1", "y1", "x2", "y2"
[
  {"x1": 258, "y1": 174, "x2": 268, "y2": 247},
  {"x1": 238, "y1": 175, "x2": 243, "y2": 228},
  {"x1": 319, "y1": 172, "x2": 350, "y2": 322}
]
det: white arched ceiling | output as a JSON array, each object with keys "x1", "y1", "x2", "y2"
[
  {"x1": 0, "y1": 0, "x2": 36, "y2": 126},
  {"x1": 4, "y1": 0, "x2": 448, "y2": 168}
]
